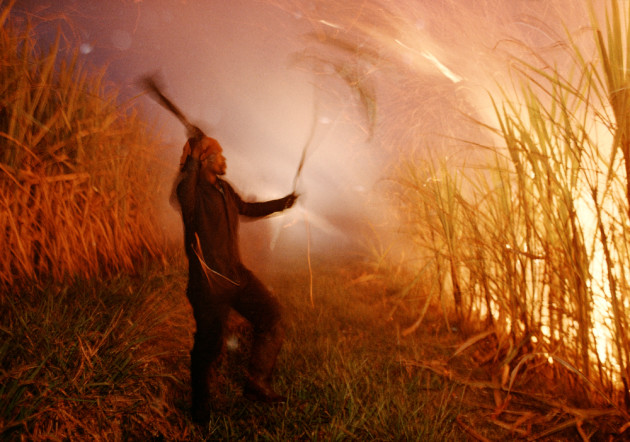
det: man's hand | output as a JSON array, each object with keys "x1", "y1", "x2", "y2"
[
  {"x1": 189, "y1": 137, "x2": 203, "y2": 160},
  {"x1": 283, "y1": 193, "x2": 298, "y2": 209},
  {"x1": 183, "y1": 126, "x2": 203, "y2": 160},
  {"x1": 187, "y1": 125, "x2": 205, "y2": 142}
]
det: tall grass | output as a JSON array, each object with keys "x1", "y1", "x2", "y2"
[
  {"x1": 0, "y1": 2, "x2": 168, "y2": 287},
  {"x1": 274, "y1": 0, "x2": 630, "y2": 409},
  {"x1": 393, "y1": 0, "x2": 630, "y2": 407}
]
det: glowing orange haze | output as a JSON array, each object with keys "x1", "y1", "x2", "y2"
[{"x1": 14, "y1": 0, "x2": 598, "y2": 263}]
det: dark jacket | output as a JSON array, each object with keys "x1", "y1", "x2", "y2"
[{"x1": 176, "y1": 157, "x2": 289, "y2": 286}]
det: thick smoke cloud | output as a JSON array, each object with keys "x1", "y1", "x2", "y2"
[
  {"x1": 14, "y1": 0, "x2": 597, "y2": 271},
  {"x1": 16, "y1": 0, "x2": 390, "y2": 270}
]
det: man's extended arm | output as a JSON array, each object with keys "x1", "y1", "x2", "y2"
[{"x1": 232, "y1": 188, "x2": 298, "y2": 218}]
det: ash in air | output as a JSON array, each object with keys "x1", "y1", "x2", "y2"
[{"x1": 14, "y1": 0, "x2": 597, "y2": 267}]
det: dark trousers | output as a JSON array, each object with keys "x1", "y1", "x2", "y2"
[{"x1": 186, "y1": 267, "x2": 284, "y2": 411}]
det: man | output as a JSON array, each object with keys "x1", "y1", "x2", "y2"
[{"x1": 175, "y1": 134, "x2": 297, "y2": 423}]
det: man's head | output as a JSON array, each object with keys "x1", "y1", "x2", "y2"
[
  {"x1": 180, "y1": 136, "x2": 227, "y2": 178},
  {"x1": 199, "y1": 136, "x2": 226, "y2": 177}
]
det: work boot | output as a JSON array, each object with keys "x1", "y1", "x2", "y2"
[
  {"x1": 191, "y1": 373, "x2": 228, "y2": 424},
  {"x1": 191, "y1": 400, "x2": 211, "y2": 425},
  {"x1": 243, "y1": 375, "x2": 286, "y2": 403},
  {"x1": 190, "y1": 354, "x2": 222, "y2": 425}
]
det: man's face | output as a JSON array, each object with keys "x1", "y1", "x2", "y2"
[{"x1": 200, "y1": 137, "x2": 226, "y2": 176}]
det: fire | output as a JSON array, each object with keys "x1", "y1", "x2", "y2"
[
  {"x1": 276, "y1": 0, "x2": 630, "y2": 399},
  {"x1": 394, "y1": 39, "x2": 463, "y2": 84}
]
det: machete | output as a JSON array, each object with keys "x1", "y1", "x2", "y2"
[{"x1": 140, "y1": 74, "x2": 205, "y2": 140}]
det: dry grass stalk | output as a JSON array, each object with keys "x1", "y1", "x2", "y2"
[
  {"x1": 0, "y1": 3, "x2": 169, "y2": 288},
  {"x1": 280, "y1": 0, "x2": 630, "y2": 407}
]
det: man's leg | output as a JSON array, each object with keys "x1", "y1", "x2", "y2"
[
  {"x1": 188, "y1": 287, "x2": 228, "y2": 422},
  {"x1": 232, "y1": 271, "x2": 286, "y2": 402}
]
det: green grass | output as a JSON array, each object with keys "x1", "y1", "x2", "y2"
[
  {"x1": 0, "y1": 259, "x2": 192, "y2": 440},
  {"x1": 0, "y1": 256, "x2": 468, "y2": 441},
  {"x1": 3, "y1": 254, "x2": 627, "y2": 440},
  {"x1": 268, "y1": 260, "x2": 462, "y2": 441}
]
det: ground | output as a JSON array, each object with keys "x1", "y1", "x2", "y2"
[
  {"x1": 1, "y1": 253, "x2": 628, "y2": 440},
  {"x1": 147, "y1": 253, "x2": 629, "y2": 440}
]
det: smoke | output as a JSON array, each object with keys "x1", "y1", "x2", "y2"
[{"x1": 14, "y1": 0, "x2": 600, "y2": 269}]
